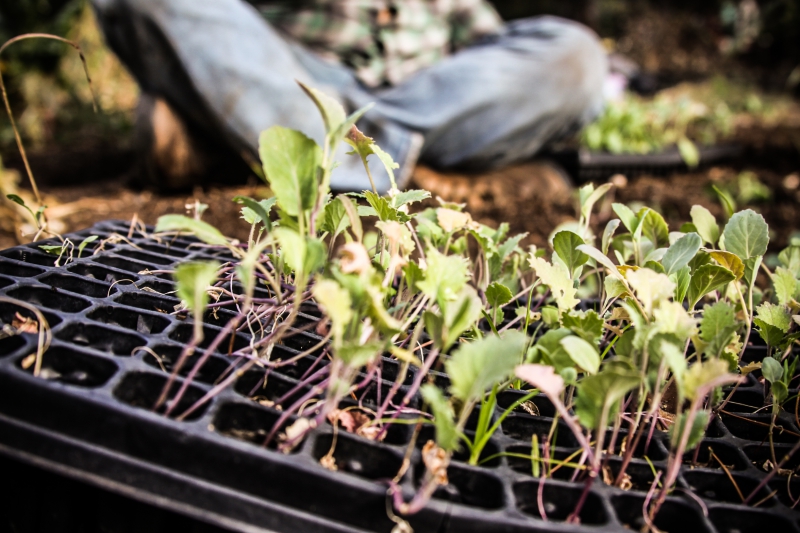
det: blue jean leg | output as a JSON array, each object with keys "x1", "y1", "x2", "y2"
[{"x1": 92, "y1": 1, "x2": 606, "y2": 191}]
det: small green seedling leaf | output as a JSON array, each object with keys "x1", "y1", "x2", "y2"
[
  {"x1": 687, "y1": 264, "x2": 736, "y2": 308},
  {"x1": 690, "y1": 206, "x2": 719, "y2": 246},
  {"x1": 77, "y1": 235, "x2": 99, "y2": 257},
  {"x1": 234, "y1": 196, "x2": 277, "y2": 230},
  {"x1": 670, "y1": 410, "x2": 709, "y2": 451},
  {"x1": 761, "y1": 356, "x2": 783, "y2": 384},
  {"x1": 560, "y1": 335, "x2": 600, "y2": 374},
  {"x1": 313, "y1": 279, "x2": 353, "y2": 349},
  {"x1": 175, "y1": 260, "x2": 220, "y2": 341},
  {"x1": 639, "y1": 208, "x2": 670, "y2": 248},
  {"x1": 773, "y1": 266, "x2": 796, "y2": 307},
  {"x1": 677, "y1": 136, "x2": 700, "y2": 168},
  {"x1": 670, "y1": 265, "x2": 691, "y2": 303},
  {"x1": 337, "y1": 194, "x2": 363, "y2": 242},
  {"x1": 662, "y1": 232, "x2": 702, "y2": 275},
  {"x1": 575, "y1": 368, "x2": 641, "y2": 431},
  {"x1": 394, "y1": 189, "x2": 431, "y2": 208},
  {"x1": 297, "y1": 81, "x2": 346, "y2": 136},
  {"x1": 320, "y1": 196, "x2": 351, "y2": 238},
  {"x1": 486, "y1": 282, "x2": 513, "y2": 309},
  {"x1": 579, "y1": 183, "x2": 612, "y2": 222},
  {"x1": 421, "y1": 384, "x2": 460, "y2": 452},
  {"x1": 602, "y1": 219, "x2": 620, "y2": 255},
  {"x1": 700, "y1": 302, "x2": 736, "y2": 343},
  {"x1": 345, "y1": 126, "x2": 400, "y2": 190},
  {"x1": 417, "y1": 248, "x2": 469, "y2": 304},
  {"x1": 722, "y1": 209, "x2": 769, "y2": 260},
  {"x1": 446, "y1": 331, "x2": 527, "y2": 402},
  {"x1": 528, "y1": 255, "x2": 579, "y2": 313},
  {"x1": 712, "y1": 185, "x2": 736, "y2": 219},
  {"x1": 553, "y1": 230, "x2": 588, "y2": 278},
  {"x1": 155, "y1": 215, "x2": 227, "y2": 246},
  {"x1": 562, "y1": 310, "x2": 604, "y2": 346},
  {"x1": 778, "y1": 245, "x2": 800, "y2": 278},
  {"x1": 259, "y1": 126, "x2": 322, "y2": 217},
  {"x1": 612, "y1": 203, "x2": 638, "y2": 233}
]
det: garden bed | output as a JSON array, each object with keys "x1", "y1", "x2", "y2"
[{"x1": 0, "y1": 220, "x2": 798, "y2": 533}]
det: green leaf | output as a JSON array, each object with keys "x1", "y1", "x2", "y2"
[
  {"x1": 580, "y1": 183, "x2": 612, "y2": 222},
  {"x1": 421, "y1": 384, "x2": 460, "y2": 452},
  {"x1": 486, "y1": 282, "x2": 513, "y2": 309},
  {"x1": 337, "y1": 194, "x2": 363, "y2": 242},
  {"x1": 683, "y1": 359, "x2": 735, "y2": 402},
  {"x1": 626, "y1": 268, "x2": 676, "y2": 315},
  {"x1": 612, "y1": 203, "x2": 638, "y2": 233},
  {"x1": 562, "y1": 310, "x2": 604, "y2": 346},
  {"x1": 722, "y1": 209, "x2": 769, "y2": 260},
  {"x1": 312, "y1": 280, "x2": 353, "y2": 348},
  {"x1": 175, "y1": 261, "x2": 220, "y2": 322},
  {"x1": 528, "y1": 256, "x2": 579, "y2": 313},
  {"x1": 708, "y1": 251, "x2": 745, "y2": 281},
  {"x1": 553, "y1": 231, "x2": 589, "y2": 277},
  {"x1": 155, "y1": 215, "x2": 227, "y2": 246},
  {"x1": 560, "y1": 335, "x2": 601, "y2": 374},
  {"x1": 755, "y1": 302, "x2": 791, "y2": 333},
  {"x1": 774, "y1": 267, "x2": 797, "y2": 307},
  {"x1": 320, "y1": 196, "x2": 351, "y2": 237},
  {"x1": 687, "y1": 264, "x2": 736, "y2": 308},
  {"x1": 662, "y1": 232, "x2": 702, "y2": 275},
  {"x1": 274, "y1": 228, "x2": 325, "y2": 281},
  {"x1": 417, "y1": 248, "x2": 470, "y2": 304},
  {"x1": 259, "y1": 126, "x2": 321, "y2": 217},
  {"x1": 670, "y1": 411, "x2": 709, "y2": 451},
  {"x1": 670, "y1": 265, "x2": 691, "y2": 303},
  {"x1": 602, "y1": 219, "x2": 620, "y2": 255},
  {"x1": 297, "y1": 82, "x2": 346, "y2": 136},
  {"x1": 677, "y1": 136, "x2": 700, "y2": 167},
  {"x1": 234, "y1": 196, "x2": 276, "y2": 230},
  {"x1": 394, "y1": 189, "x2": 431, "y2": 207},
  {"x1": 439, "y1": 287, "x2": 483, "y2": 351},
  {"x1": 76, "y1": 235, "x2": 99, "y2": 257},
  {"x1": 38, "y1": 245, "x2": 64, "y2": 256},
  {"x1": 498, "y1": 233, "x2": 527, "y2": 262},
  {"x1": 639, "y1": 209, "x2": 670, "y2": 248},
  {"x1": 778, "y1": 245, "x2": 800, "y2": 278},
  {"x1": 446, "y1": 331, "x2": 528, "y2": 402},
  {"x1": 712, "y1": 185, "x2": 736, "y2": 219},
  {"x1": 345, "y1": 126, "x2": 400, "y2": 189},
  {"x1": 574, "y1": 369, "x2": 641, "y2": 430},
  {"x1": 700, "y1": 302, "x2": 737, "y2": 343},
  {"x1": 762, "y1": 356, "x2": 784, "y2": 384},
  {"x1": 577, "y1": 244, "x2": 623, "y2": 280}
]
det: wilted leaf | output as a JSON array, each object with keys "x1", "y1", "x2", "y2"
[
  {"x1": 708, "y1": 251, "x2": 745, "y2": 281},
  {"x1": 514, "y1": 364, "x2": 565, "y2": 398}
]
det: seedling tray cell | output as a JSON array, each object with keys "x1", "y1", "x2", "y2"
[{"x1": 0, "y1": 221, "x2": 799, "y2": 533}]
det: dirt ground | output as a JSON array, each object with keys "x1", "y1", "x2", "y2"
[{"x1": 2, "y1": 116, "x2": 798, "y2": 254}]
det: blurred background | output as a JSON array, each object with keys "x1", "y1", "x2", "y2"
[{"x1": 0, "y1": 0, "x2": 798, "y2": 250}]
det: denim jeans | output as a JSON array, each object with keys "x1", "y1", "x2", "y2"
[{"x1": 91, "y1": 0, "x2": 607, "y2": 192}]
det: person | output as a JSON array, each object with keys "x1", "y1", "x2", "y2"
[{"x1": 90, "y1": 0, "x2": 608, "y2": 193}]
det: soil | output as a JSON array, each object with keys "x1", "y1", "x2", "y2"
[{"x1": 1, "y1": 116, "x2": 799, "y2": 253}]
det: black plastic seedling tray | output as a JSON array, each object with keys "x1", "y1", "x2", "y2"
[{"x1": 0, "y1": 220, "x2": 799, "y2": 533}]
